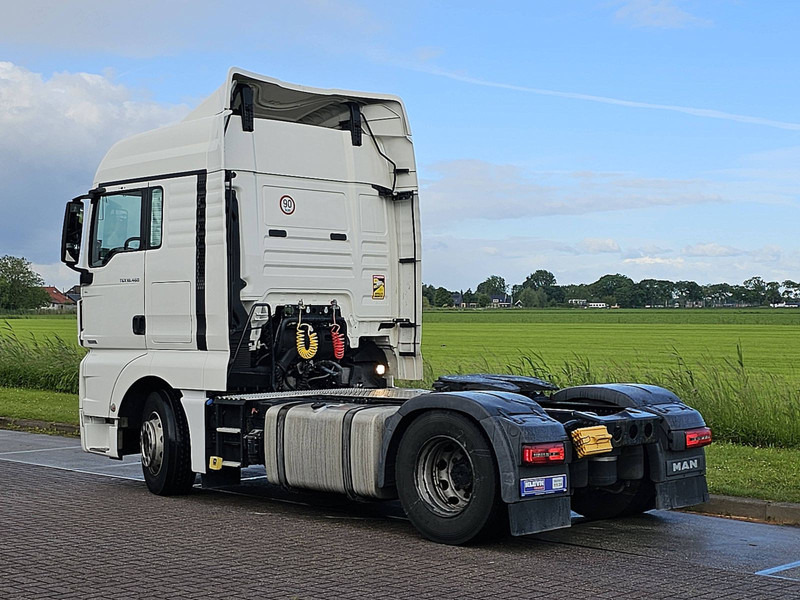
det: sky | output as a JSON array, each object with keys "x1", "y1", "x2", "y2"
[{"x1": 1, "y1": 0, "x2": 798, "y2": 292}]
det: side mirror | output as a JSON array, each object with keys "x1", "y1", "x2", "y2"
[{"x1": 61, "y1": 200, "x2": 84, "y2": 267}]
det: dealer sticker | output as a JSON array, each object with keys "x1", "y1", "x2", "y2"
[{"x1": 520, "y1": 474, "x2": 567, "y2": 498}]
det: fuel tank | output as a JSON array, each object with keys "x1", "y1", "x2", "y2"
[{"x1": 264, "y1": 402, "x2": 400, "y2": 498}]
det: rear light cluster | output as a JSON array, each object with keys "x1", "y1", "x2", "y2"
[
  {"x1": 522, "y1": 442, "x2": 565, "y2": 465},
  {"x1": 685, "y1": 427, "x2": 713, "y2": 449}
]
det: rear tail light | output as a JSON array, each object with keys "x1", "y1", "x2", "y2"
[
  {"x1": 685, "y1": 427, "x2": 713, "y2": 449},
  {"x1": 522, "y1": 442, "x2": 565, "y2": 465}
]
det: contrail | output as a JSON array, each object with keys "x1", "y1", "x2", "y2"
[{"x1": 414, "y1": 65, "x2": 800, "y2": 131}]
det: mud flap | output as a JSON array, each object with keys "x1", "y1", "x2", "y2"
[
  {"x1": 508, "y1": 496, "x2": 572, "y2": 536},
  {"x1": 654, "y1": 475, "x2": 709, "y2": 510}
]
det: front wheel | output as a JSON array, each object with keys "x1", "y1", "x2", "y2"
[
  {"x1": 140, "y1": 389, "x2": 195, "y2": 495},
  {"x1": 395, "y1": 411, "x2": 506, "y2": 545}
]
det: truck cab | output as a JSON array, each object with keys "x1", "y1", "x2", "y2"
[{"x1": 62, "y1": 68, "x2": 421, "y2": 456}]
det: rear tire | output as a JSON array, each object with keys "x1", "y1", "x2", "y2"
[
  {"x1": 571, "y1": 479, "x2": 655, "y2": 520},
  {"x1": 395, "y1": 411, "x2": 506, "y2": 545},
  {"x1": 140, "y1": 389, "x2": 195, "y2": 496}
]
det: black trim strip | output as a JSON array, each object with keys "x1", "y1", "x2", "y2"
[
  {"x1": 341, "y1": 405, "x2": 375, "y2": 500},
  {"x1": 268, "y1": 229, "x2": 287, "y2": 237},
  {"x1": 195, "y1": 172, "x2": 208, "y2": 351},
  {"x1": 398, "y1": 257, "x2": 415, "y2": 264},
  {"x1": 330, "y1": 232, "x2": 347, "y2": 241},
  {"x1": 99, "y1": 169, "x2": 205, "y2": 188},
  {"x1": 411, "y1": 193, "x2": 418, "y2": 350}
]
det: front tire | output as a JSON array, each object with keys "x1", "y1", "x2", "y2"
[
  {"x1": 140, "y1": 389, "x2": 195, "y2": 495},
  {"x1": 395, "y1": 411, "x2": 506, "y2": 545}
]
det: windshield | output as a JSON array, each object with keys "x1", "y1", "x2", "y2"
[{"x1": 90, "y1": 191, "x2": 143, "y2": 267}]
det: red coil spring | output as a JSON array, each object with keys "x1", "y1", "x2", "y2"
[{"x1": 331, "y1": 325, "x2": 345, "y2": 359}]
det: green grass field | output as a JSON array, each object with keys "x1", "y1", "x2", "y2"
[
  {"x1": 1, "y1": 316, "x2": 79, "y2": 345},
  {"x1": 422, "y1": 309, "x2": 800, "y2": 381}
]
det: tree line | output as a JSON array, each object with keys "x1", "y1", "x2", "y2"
[{"x1": 423, "y1": 270, "x2": 800, "y2": 308}]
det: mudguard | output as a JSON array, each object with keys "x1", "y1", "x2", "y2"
[
  {"x1": 551, "y1": 383, "x2": 709, "y2": 509},
  {"x1": 378, "y1": 391, "x2": 568, "y2": 505}
]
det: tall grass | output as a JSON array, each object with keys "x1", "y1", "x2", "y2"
[
  {"x1": 0, "y1": 324, "x2": 83, "y2": 394},
  {"x1": 414, "y1": 344, "x2": 800, "y2": 449}
]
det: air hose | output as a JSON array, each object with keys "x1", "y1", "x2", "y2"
[
  {"x1": 296, "y1": 307, "x2": 318, "y2": 360},
  {"x1": 330, "y1": 305, "x2": 345, "y2": 360}
]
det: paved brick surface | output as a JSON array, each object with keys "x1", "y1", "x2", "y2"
[{"x1": 2, "y1": 460, "x2": 799, "y2": 599}]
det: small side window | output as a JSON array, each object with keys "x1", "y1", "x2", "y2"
[{"x1": 150, "y1": 188, "x2": 163, "y2": 249}]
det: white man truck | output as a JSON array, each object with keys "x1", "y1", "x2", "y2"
[{"x1": 60, "y1": 68, "x2": 712, "y2": 545}]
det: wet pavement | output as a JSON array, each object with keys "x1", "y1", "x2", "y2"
[{"x1": 1, "y1": 428, "x2": 799, "y2": 599}]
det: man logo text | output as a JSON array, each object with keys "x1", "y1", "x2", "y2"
[{"x1": 672, "y1": 459, "x2": 698, "y2": 472}]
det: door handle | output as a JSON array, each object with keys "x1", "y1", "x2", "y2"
[{"x1": 132, "y1": 315, "x2": 146, "y2": 335}]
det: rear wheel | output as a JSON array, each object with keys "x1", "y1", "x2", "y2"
[
  {"x1": 140, "y1": 389, "x2": 195, "y2": 495},
  {"x1": 395, "y1": 411, "x2": 506, "y2": 545},
  {"x1": 571, "y1": 479, "x2": 655, "y2": 520}
]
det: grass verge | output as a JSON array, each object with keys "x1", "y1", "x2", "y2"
[
  {"x1": 705, "y1": 442, "x2": 800, "y2": 504},
  {"x1": 0, "y1": 325, "x2": 83, "y2": 394},
  {"x1": 0, "y1": 387, "x2": 78, "y2": 425}
]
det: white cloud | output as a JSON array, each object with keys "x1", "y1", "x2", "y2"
[
  {"x1": 0, "y1": 62, "x2": 189, "y2": 263},
  {"x1": 0, "y1": 62, "x2": 189, "y2": 169},
  {"x1": 623, "y1": 256, "x2": 686, "y2": 266},
  {"x1": 682, "y1": 242, "x2": 743, "y2": 257},
  {"x1": 624, "y1": 245, "x2": 673, "y2": 258},
  {"x1": 578, "y1": 238, "x2": 621, "y2": 254},
  {"x1": 421, "y1": 159, "x2": 725, "y2": 227},
  {"x1": 614, "y1": 1, "x2": 711, "y2": 29},
  {"x1": 750, "y1": 245, "x2": 783, "y2": 265}
]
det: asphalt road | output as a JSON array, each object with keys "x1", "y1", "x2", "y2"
[{"x1": 1, "y1": 428, "x2": 799, "y2": 599}]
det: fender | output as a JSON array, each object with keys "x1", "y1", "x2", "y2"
[
  {"x1": 378, "y1": 390, "x2": 567, "y2": 504},
  {"x1": 550, "y1": 383, "x2": 706, "y2": 430},
  {"x1": 552, "y1": 383, "x2": 710, "y2": 508}
]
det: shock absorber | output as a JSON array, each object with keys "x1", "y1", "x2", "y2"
[
  {"x1": 295, "y1": 303, "x2": 318, "y2": 360},
  {"x1": 330, "y1": 301, "x2": 345, "y2": 360}
]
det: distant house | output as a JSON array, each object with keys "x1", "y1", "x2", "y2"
[
  {"x1": 771, "y1": 301, "x2": 800, "y2": 308},
  {"x1": 568, "y1": 298, "x2": 587, "y2": 307},
  {"x1": 451, "y1": 292, "x2": 464, "y2": 308},
  {"x1": 489, "y1": 294, "x2": 512, "y2": 308},
  {"x1": 43, "y1": 287, "x2": 75, "y2": 311},
  {"x1": 64, "y1": 284, "x2": 81, "y2": 304},
  {"x1": 587, "y1": 302, "x2": 608, "y2": 309}
]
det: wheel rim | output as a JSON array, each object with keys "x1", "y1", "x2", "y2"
[
  {"x1": 414, "y1": 435, "x2": 474, "y2": 517},
  {"x1": 140, "y1": 410, "x2": 165, "y2": 476}
]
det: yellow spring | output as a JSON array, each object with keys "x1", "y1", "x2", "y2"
[{"x1": 296, "y1": 323, "x2": 318, "y2": 359}]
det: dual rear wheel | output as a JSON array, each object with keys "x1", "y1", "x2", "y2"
[{"x1": 395, "y1": 411, "x2": 506, "y2": 545}]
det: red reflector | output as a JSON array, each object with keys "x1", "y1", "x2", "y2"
[
  {"x1": 522, "y1": 443, "x2": 565, "y2": 465},
  {"x1": 685, "y1": 427, "x2": 713, "y2": 448}
]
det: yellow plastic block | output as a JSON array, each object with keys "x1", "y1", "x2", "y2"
[
  {"x1": 208, "y1": 456, "x2": 224, "y2": 471},
  {"x1": 571, "y1": 425, "x2": 613, "y2": 459}
]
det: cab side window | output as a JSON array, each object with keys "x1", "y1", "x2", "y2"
[{"x1": 90, "y1": 187, "x2": 163, "y2": 267}]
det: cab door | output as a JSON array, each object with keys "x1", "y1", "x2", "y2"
[{"x1": 80, "y1": 188, "x2": 149, "y2": 349}]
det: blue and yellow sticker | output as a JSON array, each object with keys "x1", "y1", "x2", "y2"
[
  {"x1": 520, "y1": 474, "x2": 567, "y2": 497},
  {"x1": 372, "y1": 275, "x2": 386, "y2": 300}
]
